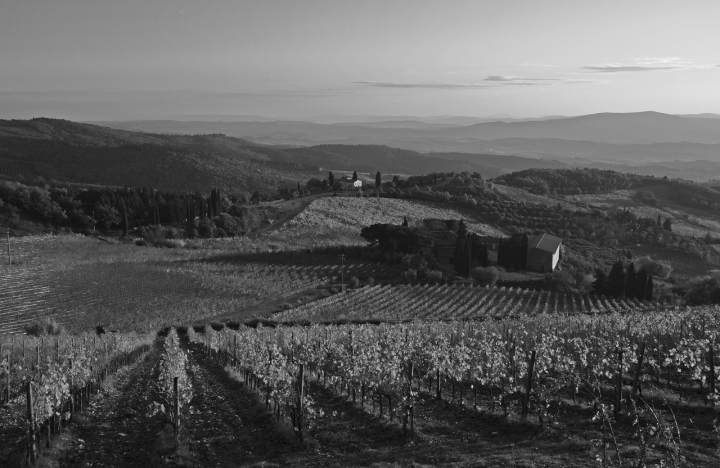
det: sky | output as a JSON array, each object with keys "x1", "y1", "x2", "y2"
[{"x1": 2, "y1": 0, "x2": 720, "y2": 120}]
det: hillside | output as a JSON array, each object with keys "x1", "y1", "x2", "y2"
[
  {"x1": 0, "y1": 118, "x2": 310, "y2": 193},
  {"x1": 1, "y1": 118, "x2": 572, "y2": 191},
  {"x1": 90, "y1": 113, "x2": 720, "y2": 182}
]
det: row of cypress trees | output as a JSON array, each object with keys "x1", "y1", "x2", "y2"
[
  {"x1": 593, "y1": 261, "x2": 654, "y2": 300},
  {"x1": 453, "y1": 221, "x2": 491, "y2": 277}
]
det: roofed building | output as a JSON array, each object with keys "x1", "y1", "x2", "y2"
[{"x1": 526, "y1": 233, "x2": 562, "y2": 273}]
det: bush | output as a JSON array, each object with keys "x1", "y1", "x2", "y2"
[
  {"x1": 633, "y1": 256, "x2": 672, "y2": 279},
  {"x1": 25, "y1": 318, "x2": 65, "y2": 337},
  {"x1": 349, "y1": 276, "x2": 360, "y2": 289},
  {"x1": 683, "y1": 276, "x2": 720, "y2": 305},
  {"x1": 472, "y1": 267, "x2": 500, "y2": 286},
  {"x1": 425, "y1": 270, "x2": 444, "y2": 284},
  {"x1": 552, "y1": 269, "x2": 576, "y2": 287},
  {"x1": 401, "y1": 269, "x2": 418, "y2": 284}
]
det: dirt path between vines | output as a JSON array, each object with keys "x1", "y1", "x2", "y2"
[
  {"x1": 183, "y1": 344, "x2": 302, "y2": 467},
  {"x1": 59, "y1": 347, "x2": 162, "y2": 468}
]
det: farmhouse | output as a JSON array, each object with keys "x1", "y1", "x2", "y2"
[{"x1": 526, "y1": 233, "x2": 562, "y2": 273}]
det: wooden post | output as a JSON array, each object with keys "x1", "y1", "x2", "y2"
[
  {"x1": 27, "y1": 382, "x2": 36, "y2": 463},
  {"x1": 266, "y1": 349, "x2": 272, "y2": 409},
  {"x1": 173, "y1": 377, "x2": 180, "y2": 449},
  {"x1": 436, "y1": 368, "x2": 441, "y2": 400},
  {"x1": 297, "y1": 364, "x2": 305, "y2": 440},
  {"x1": 710, "y1": 344, "x2": 716, "y2": 397},
  {"x1": 6, "y1": 227, "x2": 10, "y2": 266},
  {"x1": 409, "y1": 361, "x2": 415, "y2": 435},
  {"x1": 632, "y1": 343, "x2": 645, "y2": 397},
  {"x1": 615, "y1": 348, "x2": 623, "y2": 417},
  {"x1": 521, "y1": 350, "x2": 536, "y2": 420},
  {"x1": 69, "y1": 358, "x2": 74, "y2": 421}
]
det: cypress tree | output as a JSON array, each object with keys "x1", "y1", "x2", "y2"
[
  {"x1": 645, "y1": 276, "x2": 654, "y2": 301},
  {"x1": 352, "y1": 171, "x2": 358, "y2": 182},
  {"x1": 120, "y1": 198, "x2": 129, "y2": 236},
  {"x1": 635, "y1": 268, "x2": 647, "y2": 301},
  {"x1": 592, "y1": 269, "x2": 607, "y2": 295},
  {"x1": 375, "y1": 171, "x2": 382, "y2": 188},
  {"x1": 481, "y1": 242, "x2": 489, "y2": 268},
  {"x1": 498, "y1": 239, "x2": 505, "y2": 268},
  {"x1": 329, "y1": 171, "x2": 335, "y2": 187},
  {"x1": 520, "y1": 234, "x2": 529, "y2": 270},
  {"x1": 608, "y1": 261, "x2": 626, "y2": 297},
  {"x1": 402, "y1": 216, "x2": 408, "y2": 227},
  {"x1": 454, "y1": 221, "x2": 471, "y2": 277},
  {"x1": 625, "y1": 263, "x2": 637, "y2": 299}
]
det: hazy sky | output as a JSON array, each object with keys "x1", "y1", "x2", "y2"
[{"x1": 2, "y1": 0, "x2": 720, "y2": 120}]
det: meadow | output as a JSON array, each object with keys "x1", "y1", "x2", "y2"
[{"x1": 277, "y1": 196, "x2": 504, "y2": 245}]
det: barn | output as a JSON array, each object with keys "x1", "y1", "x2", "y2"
[{"x1": 526, "y1": 233, "x2": 562, "y2": 273}]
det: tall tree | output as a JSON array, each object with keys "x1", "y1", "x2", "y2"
[
  {"x1": 645, "y1": 275, "x2": 654, "y2": 301},
  {"x1": 352, "y1": 171, "x2": 358, "y2": 182},
  {"x1": 624, "y1": 262, "x2": 637, "y2": 299},
  {"x1": 454, "y1": 221, "x2": 471, "y2": 277},
  {"x1": 520, "y1": 234, "x2": 529, "y2": 270},
  {"x1": 592, "y1": 269, "x2": 607, "y2": 295},
  {"x1": 328, "y1": 171, "x2": 335, "y2": 187},
  {"x1": 498, "y1": 239, "x2": 505, "y2": 269},
  {"x1": 402, "y1": 216, "x2": 409, "y2": 227},
  {"x1": 375, "y1": 171, "x2": 382, "y2": 188},
  {"x1": 607, "y1": 261, "x2": 626, "y2": 297},
  {"x1": 656, "y1": 214, "x2": 662, "y2": 226},
  {"x1": 481, "y1": 243, "x2": 489, "y2": 268},
  {"x1": 635, "y1": 268, "x2": 647, "y2": 301},
  {"x1": 663, "y1": 218, "x2": 673, "y2": 231},
  {"x1": 120, "y1": 198, "x2": 129, "y2": 236}
]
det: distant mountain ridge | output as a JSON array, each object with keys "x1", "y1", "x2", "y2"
[{"x1": 0, "y1": 118, "x2": 570, "y2": 191}]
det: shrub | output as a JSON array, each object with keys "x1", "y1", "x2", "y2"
[
  {"x1": 633, "y1": 256, "x2": 672, "y2": 279},
  {"x1": 472, "y1": 267, "x2": 499, "y2": 286},
  {"x1": 425, "y1": 270, "x2": 444, "y2": 284},
  {"x1": 401, "y1": 269, "x2": 417, "y2": 284},
  {"x1": 552, "y1": 269, "x2": 576, "y2": 287},
  {"x1": 25, "y1": 318, "x2": 65, "y2": 337},
  {"x1": 349, "y1": 276, "x2": 360, "y2": 289}
]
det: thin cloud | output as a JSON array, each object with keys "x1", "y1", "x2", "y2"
[
  {"x1": 582, "y1": 65, "x2": 678, "y2": 73},
  {"x1": 353, "y1": 81, "x2": 491, "y2": 89},
  {"x1": 484, "y1": 75, "x2": 560, "y2": 82},
  {"x1": 582, "y1": 58, "x2": 720, "y2": 73},
  {"x1": 353, "y1": 78, "x2": 597, "y2": 89}
]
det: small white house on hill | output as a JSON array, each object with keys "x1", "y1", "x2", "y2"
[{"x1": 526, "y1": 233, "x2": 562, "y2": 273}]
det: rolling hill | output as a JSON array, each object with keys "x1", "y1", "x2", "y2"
[
  {"x1": 1, "y1": 118, "x2": 568, "y2": 192},
  {"x1": 90, "y1": 112, "x2": 720, "y2": 181}
]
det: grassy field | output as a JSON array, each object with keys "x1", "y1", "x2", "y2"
[
  {"x1": 565, "y1": 188, "x2": 720, "y2": 238},
  {"x1": 276, "y1": 196, "x2": 505, "y2": 245}
]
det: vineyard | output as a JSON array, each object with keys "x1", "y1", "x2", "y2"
[
  {"x1": 0, "y1": 331, "x2": 154, "y2": 464},
  {"x1": 187, "y1": 306, "x2": 720, "y2": 466},
  {"x1": 272, "y1": 283, "x2": 661, "y2": 323},
  {"x1": 1, "y1": 236, "x2": 406, "y2": 333}
]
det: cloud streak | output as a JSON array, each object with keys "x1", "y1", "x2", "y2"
[
  {"x1": 353, "y1": 77, "x2": 597, "y2": 89},
  {"x1": 582, "y1": 65, "x2": 678, "y2": 73},
  {"x1": 485, "y1": 75, "x2": 560, "y2": 82},
  {"x1": 582, "y1": 58, "x2": 720, "y2": 73},
  {"x1": 353, "y1": 81, "x2": 491, "y2": 89}
]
